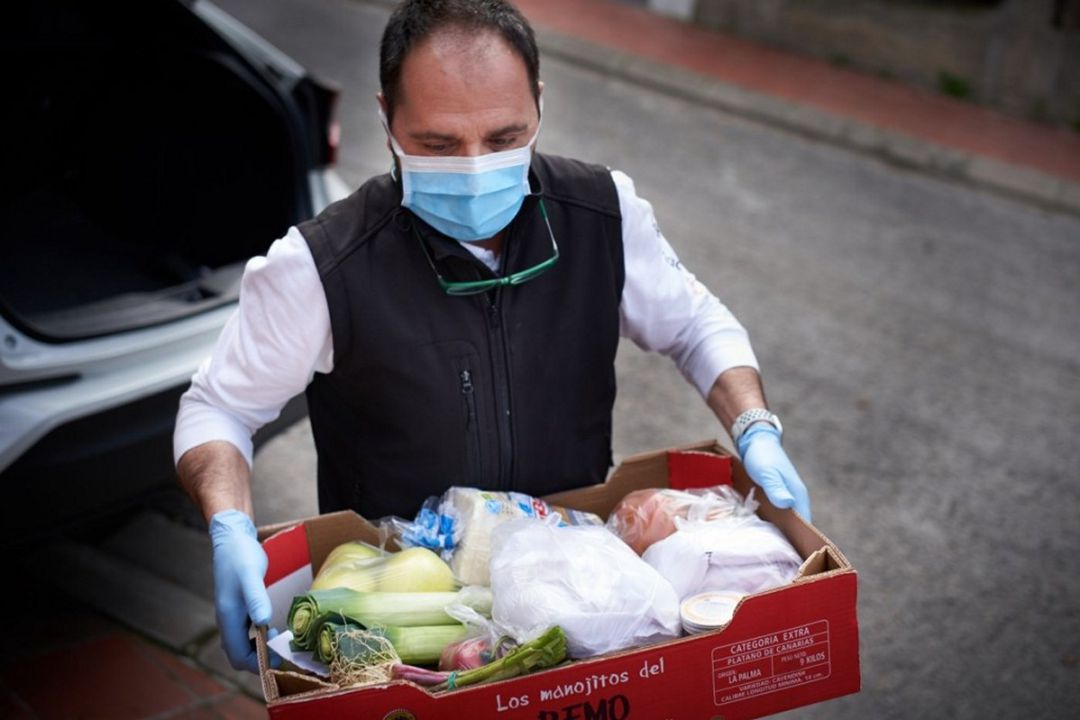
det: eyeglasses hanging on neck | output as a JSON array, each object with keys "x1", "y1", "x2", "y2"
[{"x1": 413, "y1": 199, "x2": 559, "y2": 296}]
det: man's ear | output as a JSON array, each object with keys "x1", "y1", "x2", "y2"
[
  {"x1": 536, "y1": 80, "x2": 544, "y2": 118},
  {"x1": 376, "y1": 92, "x2": 394, "y2": 155}
]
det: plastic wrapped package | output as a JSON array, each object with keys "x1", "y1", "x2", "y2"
[
  {"x1": 311, "y1": 544, "x2": 457, "y2": 593},
  {"x1": 490, "y1": 518, "x2": 682, "y2": 659},
  {"x1": 641, "y1": 489, "x2": 803, "y2": 600},
  {"x1": 390, "y1": 488, "x2": 603, "y2": 586},
  {"x1": 390, "y1": 495, "x2": 456, "y2": 555},
  {"x1": 606, "y1": 485, "x2": 747, "y2": 555}
]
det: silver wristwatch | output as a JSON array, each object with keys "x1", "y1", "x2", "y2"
[{"x1": 730, "y1": 408, "x2": 783, "y2": 444}]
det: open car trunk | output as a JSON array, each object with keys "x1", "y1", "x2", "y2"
[{"x1": 2, "y1": 0, "x2": 310, "y2": 341}]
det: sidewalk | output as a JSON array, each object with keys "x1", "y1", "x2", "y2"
[
  {"x1": 0, "y1": 580, "x2": 262, "y2": 720},
  {"x1": 4, "y1": 512, "x2": 265, "y2": 720},
  {"x1": 515, "y1": 0, "x2": 1080, "y2": 215}
]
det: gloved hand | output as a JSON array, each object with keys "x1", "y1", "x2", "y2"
[
  {"x1": 737, "y1": 423, "x2": 812, "y2": 522},
  {"x1": 210, "y1": 509, "x2": 274, "y2": 673}
]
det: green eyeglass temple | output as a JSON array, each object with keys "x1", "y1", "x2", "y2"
[{"x1": 415, "y1": 199, "x2": 559, "y2": 296}]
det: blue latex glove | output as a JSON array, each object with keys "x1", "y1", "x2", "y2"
[
  {"x1": 210, "y1": 509, "x2": 275, "y2": 673},
  {"x1": 737, "y1": 423, "x2": 812, "y2": 522}
]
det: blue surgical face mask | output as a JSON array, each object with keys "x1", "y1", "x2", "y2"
[{"x1": 380, "y1": 109, "x2": 540, "y2": 242}]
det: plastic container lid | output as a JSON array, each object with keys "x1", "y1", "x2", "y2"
[{"x1": 680, "y1": 591, "x2": 742, "y2": 634}]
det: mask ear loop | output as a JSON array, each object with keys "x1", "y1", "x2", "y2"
[
  {"x1": 378, "y1": 108, "x2": 402, "y2": 182},
  {"x1": 378, "y1": 107, "x2": 411, "y2": 159}
]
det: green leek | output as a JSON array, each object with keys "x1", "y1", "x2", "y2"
[
  {"x1": 315, "y1": 618, "x2": 361, "y2": 664},
  {"x1": 288, "y1": 587, "x2": 492, "y2": 651},
  {"x1": 374, "y1": 624, "x2": 469, "y2": 666}
]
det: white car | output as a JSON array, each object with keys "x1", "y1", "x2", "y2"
[{"x1": 1, "y1": 0, "x2": 349, "y2": 539}]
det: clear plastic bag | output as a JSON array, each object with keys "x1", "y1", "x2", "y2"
[
  {"x1": 310, "y1": 542, "x2": 457, "y2": 593},
  {"x1": 489, "y1": 517, "x2": 682, "y2": 659},
  {"x1": 437, "y1": 601, "x2": 516, "y2": 672},
  {"x1": 388, "y1": 487, "x2": 603, "y2": 586},
  {"x1": 384, "y1": 495, "x2": 456, "y2": 558},
  {"x1": 640, "y1": 488, "x2": 803, "y2": 600},
  {"x1": 606, "y1": 485, "x2": 746, "y2": 555}
]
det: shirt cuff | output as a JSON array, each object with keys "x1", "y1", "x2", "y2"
[
  {"x1": 173, "y1": 394, "x2": 256, "y2": 468},
  {"x1": 684, "y1": 334, "x2": 760, "y2": 398}
]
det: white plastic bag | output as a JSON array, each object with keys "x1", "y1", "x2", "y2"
[
  {"x1": 490, "y1": 518, "x2": 682, "y2": 659},
  {"x1": 642, "y1": 489, "x2": 803, "y2": 600}
]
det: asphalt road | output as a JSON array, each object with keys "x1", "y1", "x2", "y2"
[{"x1": 212, "y1": 0, "x2": 1080, "y2": 717}]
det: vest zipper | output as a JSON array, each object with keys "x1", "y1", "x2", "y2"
[
  {"x1": 459, "y1": 368, "x2": 483, "y2": 484},
  {"x1": 487, "y1": 289, "x2": 515, "y2": 489}
]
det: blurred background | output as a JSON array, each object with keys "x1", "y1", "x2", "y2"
[
  {"x1": 1, "y1": 0, "x2": 1078, "y2": 718},
  {"x1": 626, "y1": 0, "x2": 1080, "y2": 129}
]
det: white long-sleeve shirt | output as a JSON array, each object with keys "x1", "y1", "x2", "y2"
[{"x1": 173, "y1": 170, "x2": 758, "y2": 467}]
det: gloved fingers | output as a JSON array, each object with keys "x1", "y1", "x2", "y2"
[
  {"x1": 780, "y1": 465, "x2": 812, "y2": 523},
  {"x1": 755, "y1": 470, "x2": 796, "y2": 511},
  {"x1": 217, "y1": 605, "x2": 261, "y2": 673},
  {"x1": 739, "y1": 424, "x2": 812, "y2": 521},
  {"x1": 239, "y1": 567, "x2": 273, "y2": 627},
  {"x1": 208, "y1": 510, "x2": 270, "y2": 674}
]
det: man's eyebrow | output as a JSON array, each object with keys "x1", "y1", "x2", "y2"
[
  {"x1": 486, "y1": 122, "x2": 529, "y2": 137},
  {"x1": 408, "y1": 130, "x2": 460, "y2": 142},
  {"x1": 407, "y1": 123, "x2": 530, "y2": 142}
]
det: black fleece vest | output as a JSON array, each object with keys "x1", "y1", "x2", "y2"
[{"x1": 299, "y1": 153, "x2": 624, "y2": 519}]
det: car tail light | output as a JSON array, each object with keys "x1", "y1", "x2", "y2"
[
  {"x1": 326, "y1": 117, "x2": 341, "y2": 167},
  {"x1": 307, "y1": 77, "x2": 341, "y2": 167}
]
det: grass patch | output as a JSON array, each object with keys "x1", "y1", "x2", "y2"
[{"x1": 938, "y1": 71, "x2": 972, "y2": 101}]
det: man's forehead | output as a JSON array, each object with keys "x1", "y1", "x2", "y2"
[
  {"x1": 424, "y1": 26, "x2": 510, "y2": 62},
  {"x1": 398, "y1": 27, "x2": 532, "y2": 103}
]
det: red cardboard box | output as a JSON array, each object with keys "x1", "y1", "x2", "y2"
[{"x1": 255, "y1": 441, "x2": 860, "y2": 719}]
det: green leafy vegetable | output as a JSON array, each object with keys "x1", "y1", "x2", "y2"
[{"x1": 434, "y1": 626, "x2": 567, "y2": 691}]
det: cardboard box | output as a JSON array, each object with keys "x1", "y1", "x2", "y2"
[{"x1": 256, "y1": 441, "x2": 860, "y2": 719}]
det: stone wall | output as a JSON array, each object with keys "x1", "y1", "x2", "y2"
[{"x1": 641, "y1": 0, "x2": 1080, "y2": 127}]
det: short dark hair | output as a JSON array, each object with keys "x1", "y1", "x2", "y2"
[{"x1": 380, "y1": 0, "x2": 541, "y2": 124}]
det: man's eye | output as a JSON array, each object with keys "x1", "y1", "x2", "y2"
[
  {"x1": 425, "y1": 144, "x2": 450, "y2": 153},
  {"x1": 490, "y1": 136, "x2": 516, "y2": 148}
]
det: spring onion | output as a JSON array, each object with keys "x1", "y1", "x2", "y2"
[{"x1": 434, "y1": 626, "x2": 567, "y2": 691}]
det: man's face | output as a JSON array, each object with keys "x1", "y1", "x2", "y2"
[{"x1": 383, "y1": 29, "x2": 540, "y2": 158}]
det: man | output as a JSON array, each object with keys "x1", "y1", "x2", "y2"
[{"x1": 174, "y1": 0, "x2": 810, "y2": 673}]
